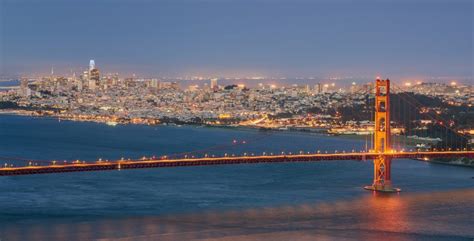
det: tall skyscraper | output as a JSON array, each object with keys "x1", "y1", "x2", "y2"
[
  {"x1": 350, "y1": 82, "x2": 358, "y2": 94},
  {"x1": 88, "y1": 78, "x2": 97, "y2": 90},
  {"x1": 314, "y1": 83, "x2": 322, "y2": 94},
  {"x1": 89, "y1": 60, "x2": 95, "y2": 71},
  {"x1": 150, "y1": 79, "x2": 159, "y2": 89},
  {"x1": 88, "y1": 60, "x2": 100, "y2": 89},
  {"x1": 210, "y1": 78, "x2": 218, "y2": 91},
  {"x1": 90, "y1": 68, "x2": 100, "y2": 88}
]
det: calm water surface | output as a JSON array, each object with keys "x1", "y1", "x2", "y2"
[{"x1": 0, "y1": 115, "x2": 473, "y2": 241}]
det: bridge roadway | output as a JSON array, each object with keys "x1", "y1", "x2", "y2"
[{"x1": 0, "y1": 151, "x2": 472, "y2": 176}]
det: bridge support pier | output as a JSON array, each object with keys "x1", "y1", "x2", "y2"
[
  {"x1": 364, "y1": 155, "x2": 400, "y2": 193},
  {"x1": 364, "y1": 185, "x2": 400, "y2": 193}
]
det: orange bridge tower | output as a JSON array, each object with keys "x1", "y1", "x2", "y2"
[{"x1": 365, "y1": 78, "x2": 400, "y2": 193}]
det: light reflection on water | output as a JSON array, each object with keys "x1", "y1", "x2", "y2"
[
  {"x1": 1, "y1": 189, "x2": 473, "y2": 241},
  {"x1": 1, "y1": 115, "x2": 473, "y2": 240}
]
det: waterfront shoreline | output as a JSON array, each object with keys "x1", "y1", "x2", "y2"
[
  {"x1": 0, "y1": 109, "x2": 351, "y2": 137},
  {"x1": 421, "y1": 159, "x2": 474, "y2": 168}
]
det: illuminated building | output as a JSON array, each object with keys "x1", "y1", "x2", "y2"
[
  {"x1": 88, "y1": 60, "x2": 100, "y2": 89},
  {"x1": 350, "y1": 82, "x2": 357, "y2": 94},
  {"x1": 322, "y1": 84, "x2": 329, "y2": 93},
  {"x1": 89, "y1": 59, "x2": 95, "y2": 71},
  {"x1": 210, "y1": 78, "x2": 218, "y2": 91},
  {"x1": 151, "y1": 79, "x2": 159, "y2": 89},
  {"x1": 314, "y1": 83, "x2": 322, "y2": 94}
]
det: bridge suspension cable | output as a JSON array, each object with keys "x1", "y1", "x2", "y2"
[{"x1": 392, "y1": 84, "x2": 469, "y2": 152}]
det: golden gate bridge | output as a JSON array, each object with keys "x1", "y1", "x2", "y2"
[{"x1": 1, "y1": 78, "x2": 473, "y2": 193}]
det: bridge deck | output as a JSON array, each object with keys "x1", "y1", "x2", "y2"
[{"x1": 0, "y1": 151, "x2": 472, "y2": 176}]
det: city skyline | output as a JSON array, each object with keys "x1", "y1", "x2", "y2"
[
  {"x1": 1, "y1": 1, "x2": 473, "y2": 239},
  {"x1": 1, "y1": 0, "x2": 472, "y2": 80},
  {"x1": 3, "y1": 58, "x2": 472, "y2": 88}
]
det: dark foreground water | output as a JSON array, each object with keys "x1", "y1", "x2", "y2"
[{"x1": 0, "y1": 115, "x2": 473, "y2": 241}]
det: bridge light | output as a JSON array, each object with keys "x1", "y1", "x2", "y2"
[
  {"x1": 317, "y1": 150, "x2": 320, "y2": 154},
  {"x1": 263, "y1": 152, "x2": 266, "y2": 155},
  {"x1": 244, "y1": 153, "x2": 247, "y2": 156}
]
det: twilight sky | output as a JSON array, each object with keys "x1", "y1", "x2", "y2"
[{"x1": 0, "y1": 0, "x2": 472, "y2": 80}]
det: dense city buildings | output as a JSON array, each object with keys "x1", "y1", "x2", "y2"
[{"x1": 1, "y1": 61, "x2": 473, "y2": 148}]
